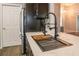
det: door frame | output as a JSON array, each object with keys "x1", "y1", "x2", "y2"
[
  {"x1": 0, "y1": 4, "x2": 3, "y2": 49},
  {"x1": 1, "y1": 4, "x2": 23, "y2": 48},
  {"x1": 76, "y1": 15, "x2": 79, "y2": 32}
]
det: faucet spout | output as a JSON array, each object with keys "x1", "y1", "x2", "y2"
[{"x1": 46, "y1": 12, "x2": 58, "y2": 39}]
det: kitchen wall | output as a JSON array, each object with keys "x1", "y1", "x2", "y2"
[{"x1": 61, "y1": 4, "x2": 79, "y2": 33}]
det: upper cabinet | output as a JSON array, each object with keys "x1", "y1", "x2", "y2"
[
  {"x1": 26, "y1": 3, "x2": 49, "y2": 32},
  {"x1": 34, "y1": 3, "x2": 48, "y2": 17}
]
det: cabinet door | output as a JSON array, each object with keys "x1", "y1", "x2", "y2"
[
  {"x1": 38, "y1": 3, "x2": 48, "y2": 17},
  {"x1": 2, "y1": 5, "x2": 21, "y2": 47}
]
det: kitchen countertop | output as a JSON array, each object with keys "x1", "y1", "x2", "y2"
[{"x1": 26, "y1": 32, "x2": 79, "y2": 56}]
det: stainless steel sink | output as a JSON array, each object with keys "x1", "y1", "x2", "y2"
[{"x1": 32, "y1": 37, "x2": 72, "y2": 52}]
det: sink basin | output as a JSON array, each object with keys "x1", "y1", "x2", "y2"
[{"x1": 32, "y1": 35, "x2": 72, "y2": 52}]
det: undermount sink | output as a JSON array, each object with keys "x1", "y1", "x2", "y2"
[{"x1": 32, "y1": 35, "x2": 72, "y2": 52}]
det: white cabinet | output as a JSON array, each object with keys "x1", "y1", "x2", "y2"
[{"x1": 0, "y1": 4, "x2": 23, "y2": 48}]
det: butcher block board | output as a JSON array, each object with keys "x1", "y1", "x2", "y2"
[{"x1": 32, "y1": 34, "x2": 52, "y2": 41}]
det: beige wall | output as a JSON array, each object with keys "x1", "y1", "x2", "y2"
[{"x1": 61, "y1": 4, "x2": 79, "y2": 33}]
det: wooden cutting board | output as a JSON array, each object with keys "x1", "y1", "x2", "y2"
[{"x1": 32, "y1": 34, "x2": 52, "y2": 41}]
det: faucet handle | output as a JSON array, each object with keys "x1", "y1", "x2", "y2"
[
  {"x1": 47, "y1": 23, "x2": 55, "y2": 25},
  {"x1": 48, "y1": 26, "x2": 55, "y2": 30}
]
